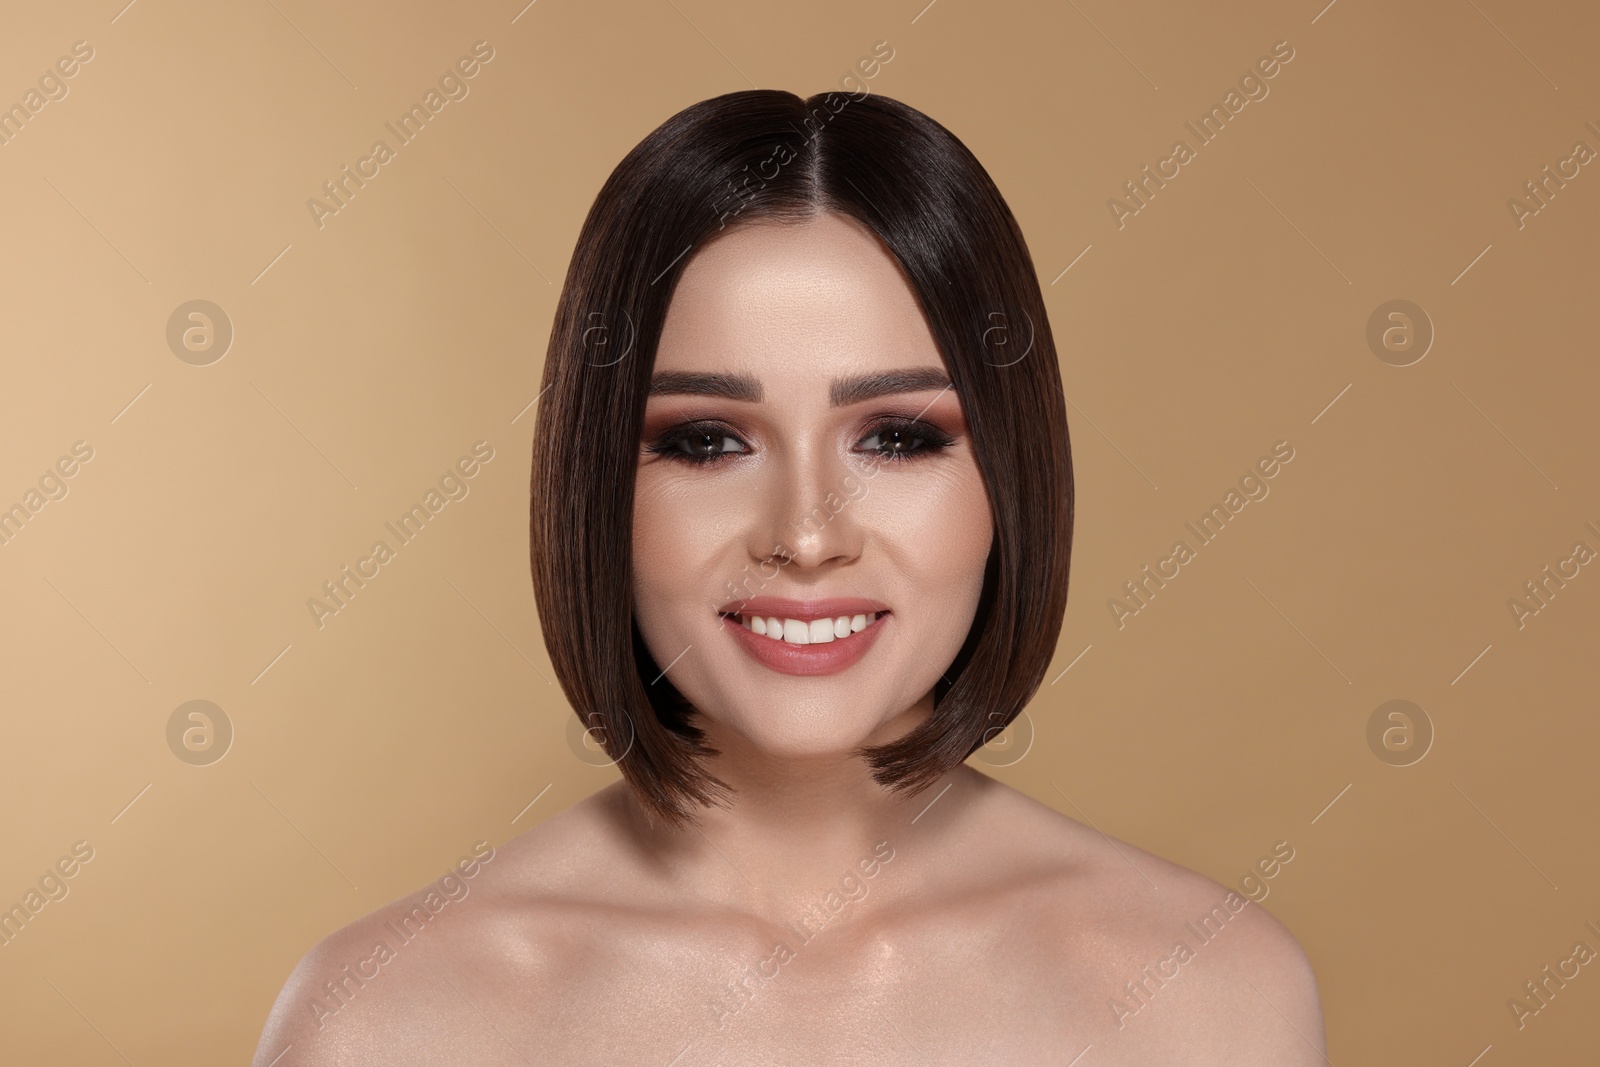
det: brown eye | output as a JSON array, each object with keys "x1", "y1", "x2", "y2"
[
  {"x1": 645, "y1": 422, "x2": 749, "y2": 464},
  {"x1": 857, "y1": 419, "x2": 955, "y2": 461},
  {"x1": 680, "y1": 430, "x2": 736, "y2": 458}
]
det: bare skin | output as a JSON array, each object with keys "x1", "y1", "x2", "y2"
[
  {"x1": 254, "y1": 213, "x2": 1325, "y2": 1065},
  {"x1": 253, "y1": 770, "x2": 1323, "y2": 1065}
]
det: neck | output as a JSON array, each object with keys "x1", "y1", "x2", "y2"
[{"x1": 620, "y1": 716, "x2": 987, "y2": 925}]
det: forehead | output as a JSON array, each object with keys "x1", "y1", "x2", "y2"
[{"x1": 653, "y1": 213, "x2": 943, "y2": 378}]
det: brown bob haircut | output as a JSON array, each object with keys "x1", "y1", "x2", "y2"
[{"x1": 531, "y1": 88, "x2": 1072, "y2": 829}]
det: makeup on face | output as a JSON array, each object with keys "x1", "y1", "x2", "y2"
[
  {"x1": 629, "y1": 213, "x2": 993, "y2": 751},
  {"x1": 717, "y1": 596, "x2": 889, "y2": 677}
]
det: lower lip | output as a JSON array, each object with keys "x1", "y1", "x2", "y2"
[{"x1": 721, "y1": 613, "x2": 888, "y2": 677}]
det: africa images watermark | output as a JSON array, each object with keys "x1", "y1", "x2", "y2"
[
  {"x1": 714, "y1": 461, "x2": 881, "y2": 613},
  {"x1": 705, "y1": 39, "x2": 894, "y2": 234},
  {"x1": 1107, "y1": 440, "x2": 1296, "y2": 630},
  {"x1": 305, "y1": 840, "x2": 496, "y2": 1032},
  {"x1": 705, "y1": 840, "x2": 897, "y2": 1031},
  {"x1": 1106, "y1": 39, "x2": 1297, "y2": 230},
  {"x1": 0, "y1": 440, "x2": 95, "y2": 548},
  {"x1": 1, "y1": 840, "x2": 96, "y2": 948},
  {"x1": 1506, "y1": 119, "x2": 1600, "y2": 231},
  {"x1": 1110, "y1": 839, "x2": 1296, "y2": 1030},
  {"x1": 306, "y1": 41, "x2": 496, "y2": 230},
  {"x1": 1110, "y1": 889, "x2": 1253, "y2": 1030},
  {"x1": 307, "y1": 441, "x2": 495, "y2": 629},
  {"x1": 0, "y1": 39, "x2": 95, "y2": 148},
  {"x1": 1505, "y1": 519, "x2": 1598, "y2": 630},
  {"x1": 1506, "y1": 915, "x2": 1600, "y2": 1031}
]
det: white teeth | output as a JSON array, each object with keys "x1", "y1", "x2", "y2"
[{"x1": 737, "y1": 612, "x2": 880, "y2": 645}]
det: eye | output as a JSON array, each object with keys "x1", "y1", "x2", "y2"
[
  {"x1": 644, "y1": 422, "x2": 749, "y2": 464},
  {"x1": 856, "y1": 418, "x2": 956, "y2": 462}
]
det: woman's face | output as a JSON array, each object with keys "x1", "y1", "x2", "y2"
[{"x1": 632, "y1": 212, "x2": 993, "y2": 762}]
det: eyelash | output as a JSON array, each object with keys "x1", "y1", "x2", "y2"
[{"x1": 644, "y1": 418, "x2": 956, "y2": 466}]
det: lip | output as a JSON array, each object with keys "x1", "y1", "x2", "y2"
[{"x1": 718, "y1": 597, "x2": 890, "y2": 677}]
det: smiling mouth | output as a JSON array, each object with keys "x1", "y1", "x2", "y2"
[{"x1": 717, "y1": 611, "x2": 887, "y2": 645}]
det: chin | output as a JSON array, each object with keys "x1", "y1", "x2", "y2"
[{"x1": 697, "y1": 692, "x2": 904, "y2": 762}]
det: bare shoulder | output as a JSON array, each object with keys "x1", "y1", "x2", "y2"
[
  {"x1": 251, "y1": 789, "x2": 625, "y2": 1067},
  {"x1": 969, "y1": 773, "x2": 1326, "y2": 1064}
]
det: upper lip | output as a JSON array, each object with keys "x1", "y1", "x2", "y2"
[{"x1": 717, "y1": 595, "x2": 889, "y2": 620}]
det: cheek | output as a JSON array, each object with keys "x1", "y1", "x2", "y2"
[
  {"x1": 630, "y1": 474, "x2": 747, "y2": 625},
  {"x1": 631, "y1": 481, "x2": 696, "y2": 615},
  {"x1": 865, "y1": 461, "x2": 992, "y2": 597},
  {"x1": 630, "y1": 483, "x2": 674, "y2": 576}
]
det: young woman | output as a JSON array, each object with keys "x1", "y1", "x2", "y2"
[{"x1": 256, "y1": 89, "x2": 1325, "y2": 1066}]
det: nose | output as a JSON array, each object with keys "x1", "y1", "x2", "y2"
[{"x1": 752, "y1": 444, "x2": 866, "y2": 572}]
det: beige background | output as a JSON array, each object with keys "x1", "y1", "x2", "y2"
[{"x1": 2, "y1": 0, "x2": 1596, "y2": 1062}]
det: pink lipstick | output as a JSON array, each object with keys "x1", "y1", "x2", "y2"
[{"x1": 717, "y1": 596, "x2": 889, "y2": 677}]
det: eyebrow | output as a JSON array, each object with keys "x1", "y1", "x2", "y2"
[{"x1": 648, "y1": 367, "x2": 952, "y2": 407}]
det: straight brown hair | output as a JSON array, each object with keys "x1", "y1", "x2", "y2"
[{"x1": 531, "y1": 88, "x2": 1072, "y2": 829}]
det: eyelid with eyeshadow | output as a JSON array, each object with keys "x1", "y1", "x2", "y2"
[{"x1": 642, "y1": 415, "x2": 956, "y2": 465}]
